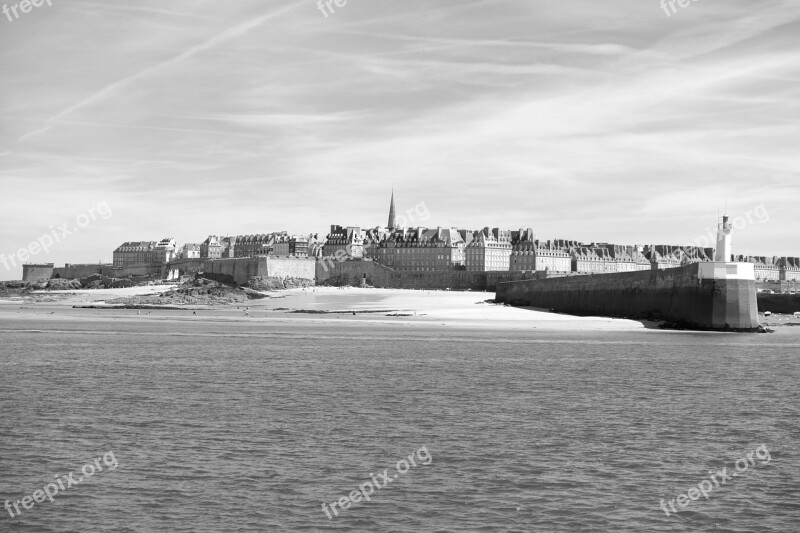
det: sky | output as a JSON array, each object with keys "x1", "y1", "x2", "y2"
[{"x1": 1, "y1": 0, "x2": 799, "y2": 279}]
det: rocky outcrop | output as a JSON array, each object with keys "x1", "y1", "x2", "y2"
[
  {"x1": 247, "y1": 276, "x2": 314, "y2": 291},
  {"x1": 107, "y1": 278, "x2": 268, "y2": 306},
  {"x1": 0, "y1": 280, "x2": 27, "y2": 296},
  {"x1": 18, "y1": 275, "x2": 145, "y2": 292}
]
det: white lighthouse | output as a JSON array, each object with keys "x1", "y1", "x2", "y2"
[{"x1": 714, "y1": 215, "x2": 732, "y2": 262}]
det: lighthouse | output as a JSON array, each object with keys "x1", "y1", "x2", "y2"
[{"x1": 714, "y1": 215, "x2": 732, "y2": 262}]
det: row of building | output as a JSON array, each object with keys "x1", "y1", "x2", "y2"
[
  {"x1": 316, "y1": 196, "x2": 799, "y2": 281},
  {"x1": 113, "y1": 232, "x2": 317, "y2": 268},
  {"x1": 107, "y1": 194, "x2": 800, "y2": 282},
  {"x1": 318, "y1": 224, "x2": 726, "y2": 274}
]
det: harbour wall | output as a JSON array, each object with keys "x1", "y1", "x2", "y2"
[
  {"x1": 167, "y1": 256, "x2": 316, "y2": 285},
  {"x1": 316, "y1": 259, "x2": 557, "y2": 291},
  {"x1": 52, "y1": 264, "x2": 113, "y2": 279},
  {"x1": 757, "y1": 293, "x2": 800, "y2": 314},
  {"x1": 495, "y1": 262, "x2": 759, "y2": 331}
]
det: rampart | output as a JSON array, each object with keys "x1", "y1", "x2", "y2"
[
  {"x1": 22, "y1": 264, "x2": 55, "y2": 282},
  {"x1": 495, "y1": 262, "x2": 759, "y2": 331},
  {"x1": 316, "y1": 259, "x2": 557, "y2": 291},
  {"x1": 166, "y1": 256, "x2": 316, "y2": 285},
  {"x1": 52, "y1": 264, "x2": 113, "y2": 279},
  {"x1": 757, "y1": 293, "x2": 800, "y2": 314}
]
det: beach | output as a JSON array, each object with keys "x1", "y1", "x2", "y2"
[{"x1": 0, "y1": 286, "x2": 650, "y2": 332}]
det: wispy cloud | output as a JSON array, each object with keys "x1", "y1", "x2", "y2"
[{"x1": 0, "y1": 0, "x2": 798, "y2": 277}]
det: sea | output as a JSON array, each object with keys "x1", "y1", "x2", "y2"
[{"x1": 1, "y1": 307, "x2": 799, "y2": 532}]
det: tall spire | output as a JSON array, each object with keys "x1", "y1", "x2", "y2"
[{"x1": 387, "y1": 189, "x2": 396, "y2": 229}]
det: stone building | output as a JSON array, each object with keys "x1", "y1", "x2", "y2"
[
  {"x1": 154, "y1": 238, "x2": 177, "y2": 263},
  {"x1": 231, "y1": 232, "x2": 288, "y2": 257},
  {"x1": 181, "y1": 243, "x2": 201, "y2": 259},
  {"x1": 594, "y1": 244, "x2": 651, "y2": 272},
  {"x1": 113, "y1": 239, "x2": 175, "y2": 268},
  {"x1": 464, "y1": 227, "x2": 512, "y2": 272},
  {"x1": 322, "y1": 226, "x2": 364, "y2": 259},
  {"x1": 307, "y1": 234, "x2": 324, "y2": 259},
  {"x1": 219, "y1": 236, "x2": 236, "y2": 258},
  {"x1": 509, "y1": 232, "x2": 574, "y2": 273},
  {"x1": 645, "y1": 248, "x2": 682, "y2": 270},
  {"x1": 272, "y1": 234, "x2": 291, "y2": 256},
  {"x1": 571, "y1": 247, "x2": 617, "y2": 274},
  {"x1": 533, "y1": 243, "x2": 572, "y2": 273},
  {"x1": 289, "y1": 235, "x2": 309, "y2": 258},
  {"x1": 735, "y1": 255, "x2": 781, "y2": 281},
  {"x1": 374, "y1": 227, "x2": 465, "y2": 271},
  {"x1": 200, "y1": 236, "x2": 223, "y2": 259},
  {"x1": 235, "y1": 234, "x2": 273, "y2": 257},
  {"x1": 778, "y1": 257, "x2": 800, "y2": 281},
  {"x1": 363, "y1": 228, "x2": 391, "y2": 260}
]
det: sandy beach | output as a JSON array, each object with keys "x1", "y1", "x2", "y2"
[{"x1": 0, "y1": 285, "x2": 651, "y2": 332}]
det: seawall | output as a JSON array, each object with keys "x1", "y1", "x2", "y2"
[
  {"x1": 316, "y1": 258, "x2": 555, "y2": 291},
  {"x1": 166, "y1": 256, "x2": 316, "y2": 285},
  {"x1": 495, "y1": 262, "x2": 759, "y2": 331},
  {"x1": 757, "y1": 294, "x2": 800, "y2": 314}
]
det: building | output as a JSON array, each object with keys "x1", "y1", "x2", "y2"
[
  {"x1": 509, "y1": 231, "x2": 572, "y2": 273},
  {"x1": 571, "y1": 247, "x2": 616, "y2": 274},
  {"x1": 272, "y1": 234, "x2": 291, "y2": 256},
  {"x1": 181, "y1": 243, "x2": 201, "y2": 259},
  {"x1": 232, "y1": 232, "x2": 289, "y2": 257},
  {"x1": 735, "y1": 255, "x2": 781, "y2": 281},
  {"x1": 645, "y1": 248, "x2": 681, "y2": 270},
  {"x1": 219, "y1": 236, "x2": 236, "y2": 258},
  {"x1": 374, "y1": 227, "x2": 465, "y2": 271},
  {"x1": 112, "y1": 238, "x2": 175, "y2": 269},
  {"x1": 322, "y1": 226, "x2": 364, "y2": 259},
  {"x1": 153, "y1": 238, "x2": 177, "y2": 263},
  {"x1": 596, "y1": 244, "x2": 652, "y2": 272},
  {"x1": 778, "y1": 257, "x2": 800, "y2": 281},
  {"x1": 289, "y1": 235, "x2": 310, "y2": 258},
  {"x1": 464, "y1": 227, "x2": 512, "y2": 272},
  {"x1": 307, "y1": 234, "x2": 324, "y2": 259},
  {"x1": 234, "y1": 234, "x2": 272, "y2": 257},
  {"x1": 200, "y1": 236, "x2": 223, "y2": 259}
]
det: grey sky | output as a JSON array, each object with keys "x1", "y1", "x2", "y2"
[{"x1": 1, "y1": 0, "x2": 798, "y2": 277}]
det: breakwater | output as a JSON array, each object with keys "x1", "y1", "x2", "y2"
[
  {"x1": 757, "y1": 293, "x2": 800, "y2": 314},
  {"x1": 495, "y1": 262, "x2": 760, "y2": 331}
]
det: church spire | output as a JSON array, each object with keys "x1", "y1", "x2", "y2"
[{"x1": 387, "y1": 189, "x2": 396, "y2": 229}]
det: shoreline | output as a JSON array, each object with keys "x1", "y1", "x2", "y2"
[{"x1": 2, "y1": 285, "x2": 797, "y2": 333}]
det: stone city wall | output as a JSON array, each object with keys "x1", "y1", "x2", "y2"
[{"x1": 495, "y1": 262, "x2": 759, "y2": 331}]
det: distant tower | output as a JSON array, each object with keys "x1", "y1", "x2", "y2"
[
  {"x1": 714, "y1": 215, "x2": 732, "y2": 262},
  {"x1": 387, "y1": 190, "x2": 396, "y2": 230}
]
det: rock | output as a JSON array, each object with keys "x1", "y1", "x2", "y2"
[
  {"x1": 45, "y1": 278, "x2": 78, "y2": 291},
  {"x1": 247, "y1": 276, "x2": 314, "y2": 292}
]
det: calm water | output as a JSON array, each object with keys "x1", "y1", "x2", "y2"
[{"x1": 1, "y1": 316, "x2": 799, "y2": 532}]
